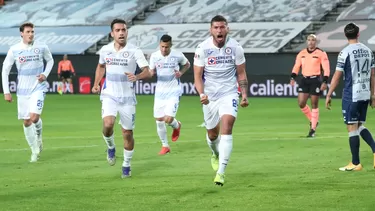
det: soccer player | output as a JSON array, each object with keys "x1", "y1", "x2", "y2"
[
  {"x1": 57, "y1": 54, "x2": 75, "y2": 94},
  {"x1": 1, "y1": 22, "x2": 54, "y2": 162},
  {"x1": 290, "y1": 34, "x2": 330, "y2": 137},
  {"x1": 325, "y1": 22, "x2": 375, "y2": 171},
  {"x1": 193, "y1": 15, "x2": 249, "y2": 186},
  {"x1": 91, "y1": 19, "x2": 151, "y2": 178},
  {"x1": 149, "y1": 35, "x2": 190, "y2": 155}
]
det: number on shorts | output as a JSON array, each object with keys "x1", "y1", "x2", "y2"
[
  {"x1": 173, "y1": 103, "x2": 178, "y2": 113},
  {"x1": 132, "y1": 114, "x2": 136, "y2": 126},
  {"x1": 36, "y1": 100, "x2": 43, "y2": 109},
  {"x1": 232, "y1": 99, "x2": 238, "y2": 112}
]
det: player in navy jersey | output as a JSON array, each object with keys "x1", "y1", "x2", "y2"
[{"x1": 326, "y1": 22, "x2": 375, "y2": 171}]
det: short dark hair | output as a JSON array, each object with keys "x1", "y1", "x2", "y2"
[
  {"x1": 111, "y1": 18, "x2": 126, "y2": 31},
  {"x1": 344, "y1": 22, "x2": 359, "y2": 40},
  {"x1": 160, "y1": 34, "x2": 172, "y2": 43},
  {"x1": 19, "y1": 22, "x2": 34, "y2": 32},
  {"x1": 210, "y1": 15, "x2": 227, "y2": 26}
]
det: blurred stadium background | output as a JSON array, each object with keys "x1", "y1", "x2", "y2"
[
  {"x1": 1, "y1": 0, "x2": 373, "y2": 97},
  {"x1": 2, "y1": 1, "x2": 375, "y2": 210}
]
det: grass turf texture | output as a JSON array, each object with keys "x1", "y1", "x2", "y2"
[{"x1": 0, "y1": 95, "x2": 375, "y2": 211}]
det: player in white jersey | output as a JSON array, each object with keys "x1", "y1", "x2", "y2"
[
  {"x1": 193, "y1": 15, "x2": 249, "y2": 186},
  {"x1": 2, "y1": 22, "x2": 54, "y2": 162},
  {"x1": 326, "y1": 23, "x2": 375, "y2": 171},
  {"x1": 91, "y1": 19, "x2": 151, "y2": 178},
  {"x1": 149, "y1": 35, "x2": 190, "y2": 155}
]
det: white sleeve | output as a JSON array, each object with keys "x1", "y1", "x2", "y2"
[
  {"x1": 193, "y1": 45, "x2": 205, "y2": 67},
  {"x1": 98, "y1": 47, "x2": 105, "y2": 64},
  {"x1": 235, "y1": 45, "x2": 246, "y2": 65},
  {"x1": 134, "y1": 48, "x2": 149, "y2": 69},
  {"x1": 2, "y1": 49, "x2": 15, "y2": 94},
  {"x1": 179, "y1": 52, "x2": 189, "y2": 65},
  {"x1": 149, "y1": 53, "x2": 156, "y2": 70},
  {"x1": 42, "y1": 45, "x2": 54, "y2": 78},
  {"x1": 336, "y1": 51, "x2": 347, "y2": 71}
]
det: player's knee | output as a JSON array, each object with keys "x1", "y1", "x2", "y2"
[
  {"x1": 103, "y1": 120, "x2": 115, "y2": 132},
  {"x1": 23, "y1": 119, "x2": 32, "y2": 127},
  {"x1": 298, "y1": 101, "x2": 306, "y2": 108},
  {"x1": 164, "y1": 116, "x2": 173, "y2": 124},
  {"x1": 207, "y1": 130, "x2": 219, "y2": 140},
  {"x1": 122, "y1": 129, "x2": 133, "y2": 140},
  {"x1": 30, "y1": 115, "x2": 40, "y2": 124}
]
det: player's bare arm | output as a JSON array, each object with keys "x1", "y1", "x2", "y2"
[
  {"x1": 193, "y1": 65, "x2": 208, "y2": 105},
  {"x1": 175, "y1": 61, "x2": 190, "y2": 78},
  {"x1": 320, "y1": 51, "x2": 330, "y2": 91},
  {"x1": 2, "y1": 49, "x2": 14, "y2": 102},
  {"x1": 125, "y1": 66, "x2": 152, "y2": 82},
  {"x1": 325, "y1": 70, "x2": 343, "y2": 110},
  {"x1": 290, "y1": 52, "x2": 302, "y2": 86},
  {"x1": 92, "y1": 63, "x2": 105, "y2": 93},
  {"x1": 371, "y1": 68, "x2": 375, "y2": 108},
  {"x1": 236, "y1": 63, "x2": 249, "y2": 107}
]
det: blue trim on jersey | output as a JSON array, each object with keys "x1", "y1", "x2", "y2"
[
  {"x1": 343, "y1": 55, "x2": 353, "y2": 102},
  {"x1": 103, "y1": 79, "x2": 107, "y2": 90}
]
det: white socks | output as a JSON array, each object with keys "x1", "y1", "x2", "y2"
[
  {"x1": 168, "y1": 118, "x2": 179, "y2": 129},
  {"x1": 23, "y1": 124, "x2": 38, "y2": 154},
  {"x1": 217, "y1": 135, "x2": 233, "y2": 174},
  {"x1": 206, "y1": 134, "x2": 220, "y2": 156},
  {"x1": 34, "y1": 118, "x2": 42, "y2": 138},
  {"x1": 156, "y1": 121, "x2": 168, "y2": 147},
  {"x1": 123, "y1": 149, "x2": 134, "y2": 167},
  {"x1": 103, "y1": 134, "x2": 115, "y2": 149}
]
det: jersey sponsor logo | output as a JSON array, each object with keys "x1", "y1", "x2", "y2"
[
  {"x1": 208, "y1": 57, "x2": 216, "y2": 65},
  {"x1": 105, "y1": 57, "x2": 113, "y2": 64},
  {"x1": 34, "y1": 48, "x2": 40, "y2": 54},
  {"x1": 18, "y1": 56, "x2": 26, "y2": 63}
]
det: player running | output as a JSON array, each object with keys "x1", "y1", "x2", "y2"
[
  {"x1": 149, "y1": 35, "x2": 190, "y2": 155},
  {"x1": 290, "y1": 34, "x2": 330, "y2": 137},
  {"x1": 2, "y1": 22, "x2": 54, "y2": 162},
  {"x1": 194, "y1": 15, "x2": 249, "y2": 186},
  {"x1": 326, "y1": 22, "x2": 375, "y2": 171},
  {"x1": 92, "y1": 19, "x2": 151, "y2": 178}
]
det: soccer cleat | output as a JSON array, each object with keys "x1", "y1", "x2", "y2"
[
  {"x1": 197, "y1": 122, "x2": 205, "y2": 128},
  {"x1": 339, "y1": 162, "x2": 363, "y2": 171},
  {"x1": 171, "y1": 121, "x2": 181, "y2": 142},
  {"x1": 307, "y1": 129, "x2": 315, "y2": 138},
  {"x1": 30, "y1": 153, "x2": 39, "y2": 163},
  {"x1": 107, "y1": 148, "x2": 116, "y2": 166},
  {"x1": 211, "y1": 154, "x2": 219, "y2": 171},
  {"x1": 309, "y1": 121, "x2": 319, "y2": 130},
  {"x1": 121, "y1": 166, "x2": 131, "y2": 178},
  {"x1": 214, "y1": 173, "x2": 225, "y2": 186},
  {"x1": 158, "y1": 147, "x2": 170, "y2": 155}
]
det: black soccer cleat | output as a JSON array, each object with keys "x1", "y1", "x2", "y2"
[
  {"x1": 309, "y1": 121, "x2": 319, "y2": 130},
  {"x1": 307, "y1": 129, "x2": 316, "y2": 138}
]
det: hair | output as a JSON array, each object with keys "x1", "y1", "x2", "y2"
[
  {"x1": 160, "y1": 34, "x2": 172, "y2": 43},
  {"x1": 307, "y1": 34, "x2": 317, "y2": 40},
  {"x1": 344, "y1": 22, "x2": 359, "y2": 40},
  {"x1": 210, "y1": 15, "x2": 227, "y2": 26},
  {"x1": 19, "y1": 22, "x2": 34, "y2": 32},
  {"x1": 110, "y1": 18, "x2": 126, "y2": 31}
]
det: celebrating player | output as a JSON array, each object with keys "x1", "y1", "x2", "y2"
[
  {"x1": 149, "y1": 35, "x2": 190, "y2": 155},
  {"x1": 325, "y1": 23, "x2": 375, "y2": 171},
  {"x1": 1, "y1": 22, "x2": 54, "y2": 162},
  {"x1": 57, "y1": 54, "x2": 75, "y2": 94},
  {"x1": 193, "y1": 15, "x2": 249, "y2": 186},
  {"x1": 92, "y1": 19, "x2": 151, "y2": 178},
  {"x1": 290, "y1": 34, "x2": 330, "y2": 137}
]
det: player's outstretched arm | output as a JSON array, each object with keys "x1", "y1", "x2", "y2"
[
  {"x1": 325, "y1": 70, "x2": 343, "y2": 110},
  {"x1": 92, "y1": 63, "x2": 105, "y2": 93},
  {"x1": 2, "y1": 49, "x2": 15, "y2": 102}
]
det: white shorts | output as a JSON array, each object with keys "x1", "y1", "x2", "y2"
[
  {"x1": 153, "y1": 98, "x2": 180, "y2": 118},
  {"x1": 101, "y1": 97, "x2": 136, "y2": 130},
  {"x1": 17, "y1": 91, "x2": 46, "y2": 120},
  {"x1": 203, "y1": 93, "x2": 239, "y2": 130}
]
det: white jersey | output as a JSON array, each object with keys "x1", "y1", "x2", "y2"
[
  {"x1": 149, "y1": 49, "x2": 189, "y2": 100},
  {"x1": 2, "y1": 41, "x2": 54, "y2": 96},
  {"x1": 194, "y1": 37, "x2": 245, "y2": 100},
  {"x1": 336, "y1": 43, "x2": 375, "y2": 102},
  {"x1": 99, "y1": 42, "x2": 149, "y2": 105}
]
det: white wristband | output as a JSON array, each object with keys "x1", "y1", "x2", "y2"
[{"x1": 200, "y1": 93, "x2": 205, "y2": 98}]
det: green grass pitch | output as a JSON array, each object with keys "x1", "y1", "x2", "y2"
[{"x1": 1, "y1": 95, "x2": 375, "y2": 211}]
